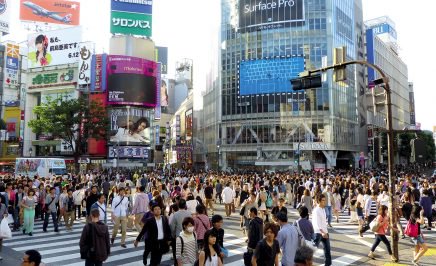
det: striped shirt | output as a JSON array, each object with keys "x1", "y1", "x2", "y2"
[
  {"x1": 176, "y1": 232, "x2": 198, "y2": 265},
  {"x1": 369, "y1": 199, "x2": 378, "y2": 216}
]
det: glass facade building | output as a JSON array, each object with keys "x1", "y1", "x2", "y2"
[{"x1": 218, "y1": 0, "x2": 365, "y2": 170}]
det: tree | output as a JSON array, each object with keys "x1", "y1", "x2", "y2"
[{"x1": 28, "y1": 94, "x2": 108, "y2": 168}]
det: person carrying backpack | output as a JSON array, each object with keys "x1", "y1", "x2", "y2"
[
  {"x1": 176, "y1": 217, "x2": 198, "y2": 266},
  {"x1": 407, "y1": 205, "x2": 428, "y2": 265},
  {"x1": 80, "y1": 208, "x2": 110, "y2": 266}
]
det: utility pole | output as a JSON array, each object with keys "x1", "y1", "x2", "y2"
[{"x1": 291, "y1": 59, "x2": 398, "y2": 261}]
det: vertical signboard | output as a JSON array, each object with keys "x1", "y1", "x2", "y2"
[
  {"x1": 0, "y1": 0, "x2": 11, "y2": 34},
  {"x1": 165, "y1": 121, "x2": 170, "y2": 148},
  {"x1": 4, "y1": 43, "x2": 20, "y2": 87},
  {"x1": 176, "y1": 115, "x2": 181, "y2": 146},
  {"x1": 155, "y1": 62, "x2": 161, "y2": 120},
  {"x1": 90, "y1": 54, "x2": 107, "y2": 92},
  {"x1": 155, "y1": 46, "x2": 168, "y2": 74},
  {"x1": 78, "y1": 42, "x2": 94, "y2": 85}
]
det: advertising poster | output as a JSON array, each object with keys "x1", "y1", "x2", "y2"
[
  {"x1": 106, "y1": 55, "x2": 158, "y2": 107},
  {"x1": 90, "y1": 54, "x2": 107, "y2": 92},
  {"x1": 110, "y1": 11, "x2": 152, "y2": 37},
  {"x1": 27, "y1": 26, "x2": 82, "y2": 69},
  {"x1": 20, "y1": 0, "x2": 80, "y2": 25},
  {"x1": 155, "y1": 46, "x2": 168, "y2": 74},
  {"x1": 28, "y1": 68, "x2": 77, "y2": 90},
  {"x1": 176, "y1": 115, "x2": 181, "y2": 146},
  {"x1": 238, "y1": 0, "x2": 305, "y2": 33},
  {"x1": 78, "y1": 42, "x2": 94, "y2": 85},
  {"x1": 109, "y1": 107, "x2": 153, "y2": 146},
  {"x1": 0, "y1": 0, "x2": 11, "y2": 34}
]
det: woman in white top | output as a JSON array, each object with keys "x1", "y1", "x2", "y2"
[
  {"x1": 332, "y1": 187, "x2": 342, "y2": 223},
  {"x1": 198, "y1": 230, "x2": 223, "y2": 266}
]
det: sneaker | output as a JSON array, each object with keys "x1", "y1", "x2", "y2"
[
  {"x1": 54, "y1": 229, "x2": 59, "y2": 233},
  {"x1": 29, "y1": 232, "x2": 33, "y2": 236},
  {"x1": 23, "y1": 229, "x2": 26, "y2": 235},
  {"x1": 391, "y1": 255, "x2": 397, "y2": 262},
  {"x1": 368, "y1": 251, "x2": 375, "y2": 259},
  {"x1": 427, "y1": 227, "x2": 432, "y2": 230},
  {"x1": 43, "y1": 229, "x2": 47, "y2": 232},
  {"x1": 412, "y1": 259, "x2": 420, "y2": 266},
  {"x1": 111, "y1": 238, "x2": 115, "y2": 245},
  {"x1": 121, "y1": 244, "x2": 127, "y2": 248}
]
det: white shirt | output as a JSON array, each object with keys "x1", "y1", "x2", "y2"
[
  {"x1": 95, "y1": 201, "x2": 106, "y2": 222},
  {"x1": 112, "y1": 195, "x2": 129, "y2": 217},
  {"x1": 221, "y1": 186, "x2": 235, "y2": 204},
  {"x1": 156, "y1": 216, "x2": 164, "y2": 240},
  {"x1": 312, "y1": 206, "x2": 328, "y2": 234}
]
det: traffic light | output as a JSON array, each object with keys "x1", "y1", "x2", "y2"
[
  {"x1": 333, "y1": 46, "x2": 347, "y2": 82},
  {"x1": 290, "y1": 74, "x2": 322, "y2": 90},
  {"x1": 372, "y1": 85, "x2": 387, "y2": 113}
]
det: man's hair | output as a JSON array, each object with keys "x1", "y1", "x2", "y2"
[
  {"x1": 317, "y1": 194, "x2": 326, "y2": 203},
  {"x1": 97, "y1": 193, "x2": 105, "y2": 200},
  {"x1": 294, "y1": 246, "x2": 314, "y2": 263},
  {"x1": 298, "y1": 206, "x2": 309, "y2": 218},
  {"x1": 275, "y1": 212, "x2": 288, "y2": 222},
  {"x1": 90, "y1": 208, "x2": 100, "y2": 218},
  {"x1": 25, "y1": 250, "x2": 42, "y2": 266},
  {"x1": 178, "y1": 198, "x2": 187, "y2": 209},
  {"x1": 249, "y1": 207, "x2": 258, "y2": 216},
  {"x1": 263, "y1": 222, "x2": 279, "y2": 237},
  {"x1": 139, "y1": 186, "x2": 145, "y2": 192},
  {"x1": 182, "y1": 217, "x2": 195, "y2": 229},
  {"x1": 211, "y1": 214, "x2": 223, "y2": 224}
]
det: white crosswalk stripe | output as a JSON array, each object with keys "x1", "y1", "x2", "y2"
[{"x1": 3, "y1": 212, "x2": 249, "y2": 266}]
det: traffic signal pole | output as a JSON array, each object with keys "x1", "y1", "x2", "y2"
[{"x1": 301, "y1": 60, "x2": 399, "y2": 262}]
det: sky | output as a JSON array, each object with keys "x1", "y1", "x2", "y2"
[{"x1": 2, "y1": 0, "x2": 435, "y2": 131}]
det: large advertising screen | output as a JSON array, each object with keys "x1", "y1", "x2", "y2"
[
  {"x1": 108, "y1": 107, "x2": 153, "y2": 146},
  {"x1": 106, "y1": 55, "x2": 158, "y2": 107},
  {"x1": 238, "y1": 0, "x2": 305, "y2": 33},
  {"x1": 27, "y1": 26, "x2": 82, "y2": 69},
  {"x1": 238, "y1": 56, "x2": 305, "y2": 95},
  {"x1": 20, "y1": 0, "x2": 80, "y2": 26}
]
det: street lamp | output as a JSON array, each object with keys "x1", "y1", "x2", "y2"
[
  {"x1": 28, "y1": 147, "x2": 33, "y2": 157},
  {"x1": 216, "y1": 144, "x2": 220, "y2": 171}
]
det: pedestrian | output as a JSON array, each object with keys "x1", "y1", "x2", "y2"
[
  {"x1": 221, "y1": 183, "x2": 235, "y2": 217},
  {"x1": 0, "y1": 196, "x2": 8, "y2": 260},
  {"x1": 111, "y1": 187, "x2": 129, "y2": 248},
  {"x1": 73, "y1": 185, "x2": 84, "y2": 220},
  {"x1": 176, "y1": 217, "x2": 199, "y2": 266},
  {"x1": 360, "y1": 190, "x2": 378, "y2": 236},
  {"x1": 80, "y1": 208, "x2": 110, "y2": 266},
  {"x1": 132, "y1": 186, "x2": 150, "y2": 232},
  {"x1": 409, "y1": 205, "x2": 428, "y2": 265},
  {"x1": 271, "y1": 197, "x2": 287, "y2": 222},
  {"x1": 134, "y1": 200, "x2": 171, "y2": 266},
  {"x1": 215, "y1": 180, "x2": 223, "y2": 204},
  {"x1": 86, "y1": 186, "x2": 99, "y2": 219},
  {"x1": 322, "y1": 186, "x2": 334, "y2": 227},
  {"x1": 91, "y1": 194, "x2": 107, "y2": 224},
  {"x1": 209, "y1": 214, "x2": 225, "y2": 259},
  {"x1": 332, "y1": 187, "x2": 341, "y2": 223},
  {"x1": 194, "y1": 205, "x2": 211, "y2": 250},
  {"x1": 367, "y1": 205, "x2": 395, "y2": 261},
  {"x1": 21, "y1": 189, "x2": 37, "y2": 236},
  {"x1": 294, "y1": 206, "x2": 314, "y2": 242},
  {"x1": 294, "y1": 246, "x2": 315, "y2": 266},
  {"x1": 419, "y1": 189, "x2": 433, "y2": 230},
  {"x1": 251, "y1": 222, "x2": 280, "y2": 266},
  {"x1": 204, "y1": 182, "x2": 215, "y2": 215},
  {"x1": 170, "y1": 199, "x2": 192, "y2": 264},
  {"x1": 21, "y1": 249, "x2": 42, "y2": 266},
  {"x1": 63, "y1": 189, "x2": 75, "y2": 231},
  {"x1": 43, "y1": 187, "x2": 59, "y2": 233},
  {"x1": 198, "y1": 230, "x2": 223, "y2": 266},
  {"x1": 276, "y1": 212, "x2": 299, "y2": 266},
  {"x1": 300, "y1": 189, "x2": 313, "y2": 214},
  {"x1": 312, "y1": 194, "x2": 332, "y2": 266}
]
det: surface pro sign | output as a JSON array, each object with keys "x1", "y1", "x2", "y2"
[{"x1": 239, "y1": 0, "x2": 305, "y2": 33}]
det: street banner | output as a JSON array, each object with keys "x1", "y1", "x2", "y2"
[
  {"x1": 27, "y1": 26, "x2": 82, "y2": 69},
  {"x1": 20, "y1": 0, "x2": 80, "y2": 25},
  {"x1": 110, "y1": 10, "x2": 152, "y2": 37},
  {"x1": 78, "y1": 42, "x2": 94, "y2": 85},
  {"x1": 0, "y1": 0, "x2": 11, "y2": 34}
]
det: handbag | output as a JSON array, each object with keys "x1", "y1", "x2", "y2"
[
  {"x1": 243, "y1": 250, "x2": 253, "y2": 266},
  {"x1": 404, "y1": 220, "x2": 419, "y2": 238},
  {"x1": 0, "y1": 219, "x2": 12, "y2": 239},
  {"x1": 220, "y1": 246, "x2": 229, "y2": 257},
  {"x1": 369, "y1": 218, "x2": 380, "y2": 233}
]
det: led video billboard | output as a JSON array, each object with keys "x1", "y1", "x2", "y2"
[
  {"x1": 107, "y1": 55, "x2": 158, "y2": 107},
  {"x1": 239, "y1": 0, "x2": 305, "y2": 33},
  {"x1": 238, "y1": 56, "x2": 305, "y2": 95}
]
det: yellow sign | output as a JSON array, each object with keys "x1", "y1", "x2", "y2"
[{"x1": 6, "y1": 43, "x2": 20, "y2": 58}]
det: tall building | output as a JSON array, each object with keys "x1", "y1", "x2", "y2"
[
  {"x1": 365, "y1": 16, "x2": 411, "y2": 165},
  {"x1": 211, "y1": 0, "x2": 366, "y2": 171}
]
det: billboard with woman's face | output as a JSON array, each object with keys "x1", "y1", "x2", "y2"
[{"x1": 108, "y1": 107, "x2": 153, "y2": 146}]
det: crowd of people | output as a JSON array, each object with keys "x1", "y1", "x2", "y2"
[{"x1": 0, "y1": 167, "x2": 434, "y2": 266}]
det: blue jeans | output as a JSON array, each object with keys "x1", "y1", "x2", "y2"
[
  {"x1": 314, "y1": 233, "x2": 332, "y2": 266},
  {"x1": 325, "y1": 206, "x2": 332, "y2": 225},
  {"x1": 43, "y1": 211, "x2": 59, "y2": 231},
  {"x1": 371, "y1": 234, "x2": 392, "y2": 255}
]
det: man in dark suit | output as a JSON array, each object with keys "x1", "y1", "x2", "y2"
[{"x1": 134, "y1": 201, "x2": 171, "y2": 266}]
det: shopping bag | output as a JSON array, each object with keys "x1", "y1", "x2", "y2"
[
  {"x1": 7, "y1": 215, "x2": 14, "y2": 225},
  {"x1": 0, "y1": 219, "x2": 12, "y2": 239}
]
